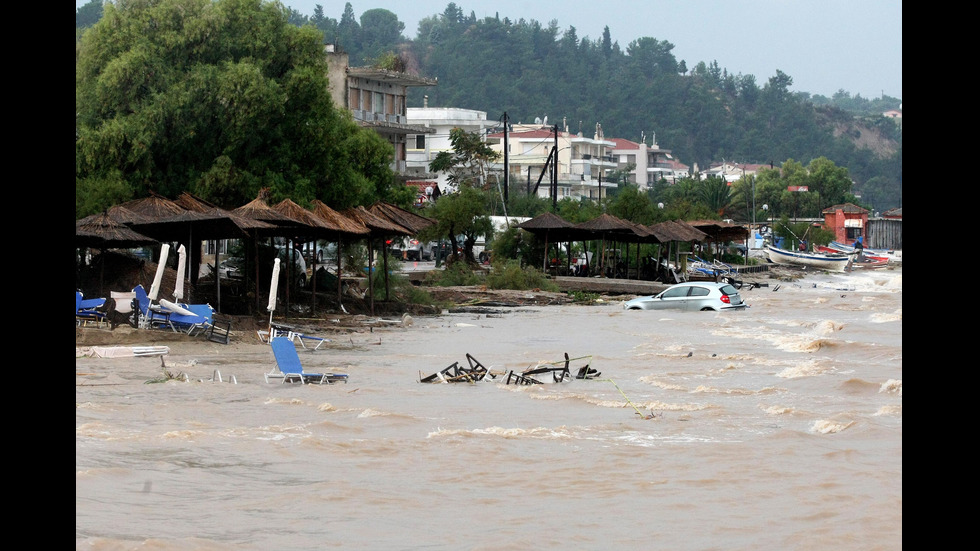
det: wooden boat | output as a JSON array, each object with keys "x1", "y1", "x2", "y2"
[{"x1": 765, "y1": 245, "x2": 852, "y2": 272}]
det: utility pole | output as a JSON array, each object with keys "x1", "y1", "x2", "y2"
[
  {"x1": 552, "y1": 124, "x2": 559, "y2": 209},
  {"x1": 503, "y1": 112, "x2": 509, "y2": 208}
]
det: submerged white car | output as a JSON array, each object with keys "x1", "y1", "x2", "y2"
[{"x1": 623, "y1": 282, "x2": 747, "y2": 312}]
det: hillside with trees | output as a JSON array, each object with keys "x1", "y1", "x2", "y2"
[{"x1": 76, "y1": 0, "x2": 901, "y2": 214}]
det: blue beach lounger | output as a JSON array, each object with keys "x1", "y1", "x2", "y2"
[
  {"x1": 132, "y1": 284, "x2": 175, "y2": 331},
  {"x1": 265, "y1": 337, "x2": 348, "y2": 385},
  {"x1": 76, "y1": 291, "x2": 108, "y2": 327},
  {"x1": 158, "y1": 299, "x2": 232, "y2": 344}
]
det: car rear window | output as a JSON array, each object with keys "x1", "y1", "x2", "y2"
[{"x1": 719, "y1": 284, "x2": 738, "y2": 295}]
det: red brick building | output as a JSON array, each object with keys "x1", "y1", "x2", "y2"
[{"x1": 821, "y1": 203, "x2": 869, "y2": 245}]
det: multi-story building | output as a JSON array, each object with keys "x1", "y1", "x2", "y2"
[
  {"x1": 700, "y1": 162, "x2": 764, "y2": 183},
  {"x1": 607, "y1": 136, "x2": 687, "y2": 189},
  {"x1": 486, "y1": 122, "x2": 617, "y2": 201},
  {"x1": 404, "y1": 100, "x2": 494, "y2": 193},
  {"x1": 324, "y1": 45, "x2": 437, "y2": 176}
]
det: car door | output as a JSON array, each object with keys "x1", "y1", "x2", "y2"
[
  {"x1": 651, "y1": 285, "x2": 692, "y2": 310},
  {"x1": 686, "y1": 284, "x2": 712, "y2": 311}
]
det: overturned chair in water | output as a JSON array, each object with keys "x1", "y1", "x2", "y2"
[
  {"x1": 419, "y1": 353, "x2": 496, "y2": 383},
  {"x1": 506, "y1": 353, "x2": 600, "y2": 385}
]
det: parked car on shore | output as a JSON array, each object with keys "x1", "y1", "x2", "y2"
[
  {"x1": 397, "y1": 238, "x2": 433, "y2": 261},
  {"x1": 623, "y1": 282, "x2": 746, "y2": 312}
]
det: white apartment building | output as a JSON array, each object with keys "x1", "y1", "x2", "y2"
[
  {"x1": 607, "y1": 136, "x2": 687, "y2": 189},
  {"x1": 486, "y1": 122, "x2": 617, "y2": 202},
  {"x1": 405, "y1": 101, "x2": 493, "y2": 193}
]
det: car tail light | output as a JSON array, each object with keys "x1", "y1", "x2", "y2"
[{"x1": 720, "y1": 295, "x2": 731, "y2": 304}]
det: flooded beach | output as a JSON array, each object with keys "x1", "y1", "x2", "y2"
[{"x1": 77, "y1": 266, "x2": 902, "y2": 550}]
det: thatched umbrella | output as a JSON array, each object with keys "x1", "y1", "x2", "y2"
[
  {"x1": 175, "y1": 192, "x2": 276, "y2": 235},
  {"x1": 341, "y1": 206, "x2": 412, "y2": 312},
  {"x1": 518, "y1": 212, "x2": 580, "y2": 273},
  {"x1": 687, "y1": 219, "x2": 748, "y2": 258},
  {"x1": 233, "y1": 191, "x2": 317, "y2": 314},
  {"x1": 573, "y1": 213, "x2": 648, "y2": 277},
  {"x1": 170, "y1": 192, "x2": 277, "y2": 309},
  {"x1": 642, "y1": 220, "x2": 708, "y2": 278},
  {"x1": 76, "y1": 211, "x2": 158, "y2": 249},
  {"x1": 368, "y1": 201, "x2": 436, "y2": 235},
  {"x1": 310, "y1": 200, "x2": 371, "y2": 310},
  {"x1": 271, "y1": 198, "x2": 352, "y2": 315},
  {"x1": 76, "y1": 212, "x2": 159, "y2": 296}
]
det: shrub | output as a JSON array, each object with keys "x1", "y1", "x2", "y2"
[
  {"x1": 485, "y1": 259, "x2": 559, "y2": 291},
  {"x1": 568, "y1": 290, "x2": 600, "y2": 304},
  {"x1": 425, "y1": 258, "x2": 485, "y2": 286}
]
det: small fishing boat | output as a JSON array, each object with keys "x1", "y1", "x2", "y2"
[
  {"x1": 816, "y1": 245, "x2": 889, "y2": 267},
  {"x1": 827, "y1": 240, "x2": 890, "y2": 257},
  {"x1": 765, "y1": 245, "x2": 852, "y2": 272}
]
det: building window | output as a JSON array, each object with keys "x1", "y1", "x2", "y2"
[
  {"x1": 373, "y1": 92, "x2": 385, "y2": 114},
  {"x1": 349, "y1": 87, "x2": 360, "y2": 110},
  {"x1": 415, "y1": 135, "x2": 425, "y2": 149}
]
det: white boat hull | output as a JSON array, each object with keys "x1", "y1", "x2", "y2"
[{"x1": 765, "y1": 246, "x2": 851, "y2": 272}]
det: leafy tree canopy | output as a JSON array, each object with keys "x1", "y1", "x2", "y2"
[{"x1": 75, "y1": 0, "x2": 396, "y2": 217}]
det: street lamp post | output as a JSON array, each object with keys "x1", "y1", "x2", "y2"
[
  {"x1": 762, "y1": 204, "x2": 769, "y2": 247},
  {"x1": 756, "y1": 176, "x2": 760, "y2": 247}
]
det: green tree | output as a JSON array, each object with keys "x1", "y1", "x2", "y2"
[
  {"x1": 697, "y1": 176, "x2": 734, "y2": 217},
  {"x1": 75, "y1": 0, "x2": 103, "y2": 29},
  {"x1": 805, "y1": 156, "x2": 853, "y2": 208},
  {"x1": 425, "y1": 128, "x2": 504, "y2": 262},
  {"x1": 337, "y1": 2, "x2": 361, "y2": 61},
  {"x1": 607, "y1": 184, "x2": 656, "y2": 224},
  {"x1": 428, "y1": 128, "x2": 501, "y2": 193},
  {"x1": 75, "y1": 0, "x2": 395, "y2": 217},
  {"x1": 359, "y1": 9, "x2": 405, "y2": 62},
  {"x1": 423, "y1": 185, "x2": 494, "y2": 264}
]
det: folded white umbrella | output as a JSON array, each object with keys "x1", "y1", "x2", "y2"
[
  {"x1": 174, "y1": 244, "x2": 186, "y2": 301},
  {"x1": 148, "y1": 243, "x2": 170, "y2": 301},
  {"x1": 267, "y1": 257, "x2": 281, "y2": 332}
]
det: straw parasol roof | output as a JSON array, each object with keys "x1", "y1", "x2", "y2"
[
  {"x1": 573, "y1": 213, "x2": 652, "y2": 243},
  {"x1": 518, "y1": 211, "x2": 574, "y2": 230},
  {"x1": 310, "y1": 200, "x2": 370, "y2": 236},
  {"x1": 341, "y1": 205, "x2": 411, "y2": 236},
  {"x1": 174, "y1": 192, "x2": 276, "y2": 235},
  {"x1": 271, "y1": 198, "x2": 339, "y2": 238},
  {"x1": 645, "y1": 220, "x2": 705, "y2": 243},
  {"x1": 76, "y1": 211, "x2": 158, "y2": 249},
  {"x1": 687, "y1": 219, "x2": 748, "y2": 242},
  {"x1": 642, "y1": 222, "x2": 679, "y2": 243},
  {"x1": 233, "y1": 189, "x2": 302, "y2": 227},
  {"x1": 665, "y1": 219, "x2": 709, "y2": 242},
  {"x1": 100, "y1": 204, "x2": 155, "y2": 226},
  {"x1": 367, "y1": 202, "x2": 436, "y2": 235},
  {"x1": 115, "y1": 192, "x2": 187, "y2": 220},
  {"x1": 518, "y1": 211, "x2": 587, "y2": 241}
]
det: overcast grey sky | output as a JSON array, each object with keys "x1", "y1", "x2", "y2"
[{"x1": 79, "y1": 0, "x2": 902, "y2": 100}]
